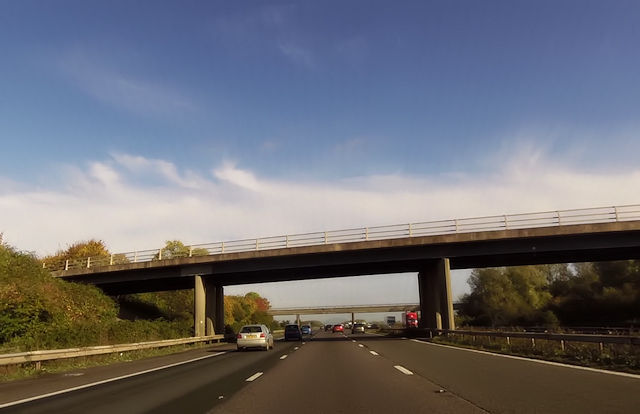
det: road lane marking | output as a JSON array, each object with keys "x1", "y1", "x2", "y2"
[
  {"x1": 245, "y1": 372, "x2": 264, "y2": 382},
  {"x1": 352, "y1": 340, "x2": 357, "y2": 343},
  {"x1": 280, "y1": 354, "x2": 288, "y2": 360},
  {"x1": 294, "y1": 346, "x2": 299, "y2": 350},
  {"x1": 302, "y1": 342, "x2": 306, "y2": 344},
  {"x1": 358, "y1": 344, "x2": 364, "y2": 348},
  {"x1": 409, "y1": 339, "x2": 640, "y2": 379},
  {"x1": 0, "y1": 351, "x2": 228, "y2": 409},
  {"x1": 370, "y1": 351, "x2": 379, "y2": 356},
  {"x1": 394, "y1": 365, "x2": 414, "y2": 375}
]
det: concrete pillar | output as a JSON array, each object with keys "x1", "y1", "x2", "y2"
[
  {"x1": 214, "y1": 285, "x2": 224, "y2": 335},
  {"x1": 194, "y1": 276, "x2": 224, "y2": 337},
  {"x1": 194, "y1": 275, "x2": 206, "y2": 337},
  {"x1": 296, "y1": 314, "x2": 301, "y2": 326},
  {"x1": 418, "y1": 258, "x2": 455, "y2": 330},
  {"x1": 351, "y1": 312, "x2": 355, "y2": 326}
]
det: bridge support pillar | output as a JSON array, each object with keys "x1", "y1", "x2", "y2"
[
  {"x1": 418, "y1": 258, "x2": 455, "y2": 330},
  {"x1": 194, "y1": 276, "x2": 224, "y2": 337},
  {"x1": 351, "y1": 312, "x2": 355, "y2": 327},
  {"x1": 296, "y1": 314, "x2": 301, "y2": 326}
]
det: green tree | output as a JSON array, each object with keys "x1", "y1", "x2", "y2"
[
  {"x1": 460, "y1": 266, "x2": 555, "y2": 327},
  {"x1": 154, "y1": 240, "x2": 209, "y2": 260}
]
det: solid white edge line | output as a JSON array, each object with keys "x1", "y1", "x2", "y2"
[
  {"x1": 0, "y1": 351, "x2": 228, "y2": 409},
  {"x1": 370, "y1": 351, "x2": 379, "y2": 356},
  {"x1": 394, "y1": 365, "x2": 414, "y2": 375},
  {"x1": 245, "y1": 372, "x2": 263, "y2": 382},
  {"x1": 280, "y1": 354, "x2": 288, "y2": 360},
  {"x1": 409, "y1": 339, "x2": 640, "y2": 380}
]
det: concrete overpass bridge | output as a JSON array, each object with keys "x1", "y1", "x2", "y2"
[{"x1": 47, "y1": 205, "x2": 640, "y2": 336}]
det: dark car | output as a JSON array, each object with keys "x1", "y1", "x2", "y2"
[
  {"x1": 284, "y1": 324, "x2": 302, "y2": 341},
  {"x1": 324, "y1": 324, "x2": 332, "y2": 331},
  {"x1": 352, "y1": 323, "x2": 366, "y2": 334}
]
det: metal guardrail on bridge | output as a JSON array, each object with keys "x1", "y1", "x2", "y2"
[{"x1": 43, "y1": 204, "x2": 640, "y2": 272}]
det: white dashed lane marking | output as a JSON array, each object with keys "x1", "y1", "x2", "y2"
[
  {"x1": 394, "y1": 365, "x2": 414, "y2": 375},
  {"x1": 245, "y1": 372, "x2": 264, "y2": 382},
  {"x1": 369, "y1": 351, "x2": 379, "y2": 356},
  {"x1": 280, "y1": 355, "x2": 288, "y2": 360}
]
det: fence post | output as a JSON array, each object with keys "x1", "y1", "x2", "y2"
[
  {"x1": 286, "y1": 235, "x2": 289, "y2": 247},
  {"x1": 158, "y1": 249, "x2": 162, "y2": 260},
  {"x1": 614, "y1": 206, "x2": 619, "y2": 221},
  {"x1": 409, "y1": 223, "x2": 413, "y2": 237},
  {"x1": 221, "y1": 242, "x2": 225, "y2": 253},
  {"x1": 110, "y1": 254, "x2": 114, "y2": 265},
  {"x1": 87, "y1": 257, "x2": 91, "y2": 268},
  {"x1": 134, "y1": 252, "x2": 138, "y2": 263},
  {"x1": 256, "y1": 239, "x2": 259, "y2": 250},
  {"x1": 504, "y1": 215, "x2": 509, "y2": 230},
  {"x1": 189, "y1": 247, "x2": 193, "y2": 257},
  {"x1": 506, "y1": 336, "x2": 510, "y2": 346},
  {"x1": 556, "y1": 211, "x2": 561, "y2": 225},
  {"x1": 531, "y1": 338, "x2": 536, "y2": 348},
  {"x1": 560, "y1": 340, "x2": 565, "y2": 352},
  {"x1": 365, "y1": 228, "x2": 369, "y2": 241},
  {"x1": 324, "y1": 232, "x2": 328, "y2": 244},
  {"x1": 65, "y1": 260, "x2": 69, "y2": 270}
]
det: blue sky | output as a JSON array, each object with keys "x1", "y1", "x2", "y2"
[{"x1": 1, "y1": 1, "x2": 639, "y2": 313}]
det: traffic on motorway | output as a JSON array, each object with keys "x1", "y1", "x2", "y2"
[{"x1": 2, "y1": 323, "x2": 638, "y2": 414}]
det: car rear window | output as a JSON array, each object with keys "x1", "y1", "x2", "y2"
[
  {"x1": 285, "y1": 325, "x2": 299, "y2": 331},
  {"x1": 240, "y1": 326, "x2": 263, "y2": 333}
]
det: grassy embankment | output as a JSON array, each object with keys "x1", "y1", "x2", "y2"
[
  {"x1": 430, "y1": 331, "x2": 640, "y2": 375},
  {"x1": 0, "y1": 243, "x2": 197, "y2": 381}
]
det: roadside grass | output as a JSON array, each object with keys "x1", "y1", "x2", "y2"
[
  {"x1": 0, "y1": 342, "x2": 220, "y2": 383},
  {"x1": 430, "y1": 334, "x2": 640, "y2": 375}
]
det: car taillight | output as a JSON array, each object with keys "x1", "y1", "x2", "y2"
[
  {"x1": 237, "y1": 333, "x2": 242, "y2": 339},
  {"x1": 260, "y1": 333, "x2": 266, "y2": 338}
]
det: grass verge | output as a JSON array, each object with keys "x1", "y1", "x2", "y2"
[
  {"x1": 430, "y1": 333, "x2": 640, "y2": 375},
  {"x1": 0, "y1": 341, "x2": 219, "y2": 383}
]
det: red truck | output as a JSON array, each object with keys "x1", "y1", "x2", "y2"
[{"x1": 402, "y1": 311, "x2": 419, "y2": 328}]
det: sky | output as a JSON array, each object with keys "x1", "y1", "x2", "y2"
[{"x1": 1, "y1": 1, "x2": 640, "y2": 317}]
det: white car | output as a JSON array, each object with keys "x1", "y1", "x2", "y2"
[{"x1": 237, "y1": 324, "x2": 274, "y2": 351}]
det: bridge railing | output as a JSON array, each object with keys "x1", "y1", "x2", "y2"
[{"x1": 43, "y1": 204, "x2": 640, "y2": 272}]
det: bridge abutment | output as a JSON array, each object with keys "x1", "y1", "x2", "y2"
[
  {"x1": 418, "y1": 258, "x2": 455, "y2": 330},
  {"x1": 194, "y1": 276, "x2": 224, "y2": 337}
]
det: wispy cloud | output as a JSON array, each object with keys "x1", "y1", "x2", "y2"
[
  {"x1": 277, "y1": 41, "x2": 316, "y2": 69},
  {"x1": 58, "y1": 51, "x2": 196, "y2": 117},
  {"x1": 2, "y1": 148, "x2": 639, "y2": 259}
]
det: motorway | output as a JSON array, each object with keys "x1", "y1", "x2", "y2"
[{"x1": 1, "y1": 331, "x2": 639, "y2": 413}]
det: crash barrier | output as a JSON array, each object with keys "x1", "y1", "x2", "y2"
[{"x1": 0, "y1": 335, "x2": 224, "y2": 367}]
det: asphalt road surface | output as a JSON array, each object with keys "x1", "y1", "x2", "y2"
[{"x1": 1, "y1": 331, "x2": 639, "y2": 413}]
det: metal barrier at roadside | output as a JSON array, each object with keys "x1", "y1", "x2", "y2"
[{"x1": 0, "y1": 335, "x2": 224, "y2": 368}]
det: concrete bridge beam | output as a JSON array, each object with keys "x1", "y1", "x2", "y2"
[{"x1": 418, "y1": 258, "x2": 455, "y2": 330}]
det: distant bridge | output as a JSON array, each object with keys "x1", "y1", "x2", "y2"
[{"x1": 267, "y1": 303, "x2": 462, "y2": 317}]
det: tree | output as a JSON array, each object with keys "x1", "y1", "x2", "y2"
[
  {"x1": 460, "y1": 266, "x2": 555, "y2": 327},
  {"x1": 154, "y1": 240, "x2": 209, "y2": 260},
  {"x1": 43, "y1": 239, "x2": 111, "y2": 268}
]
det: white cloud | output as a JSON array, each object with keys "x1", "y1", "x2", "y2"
[
  {"x1": 1, "y1": 149, "x2": 639, "y2": 305},
  {"x1": 2, "y1": 149, "x2": 638, "y2": 256}
]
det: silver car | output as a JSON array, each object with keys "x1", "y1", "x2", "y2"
[{"x1": 237, "y1": 324, "x2": 274, "y2": 351}]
